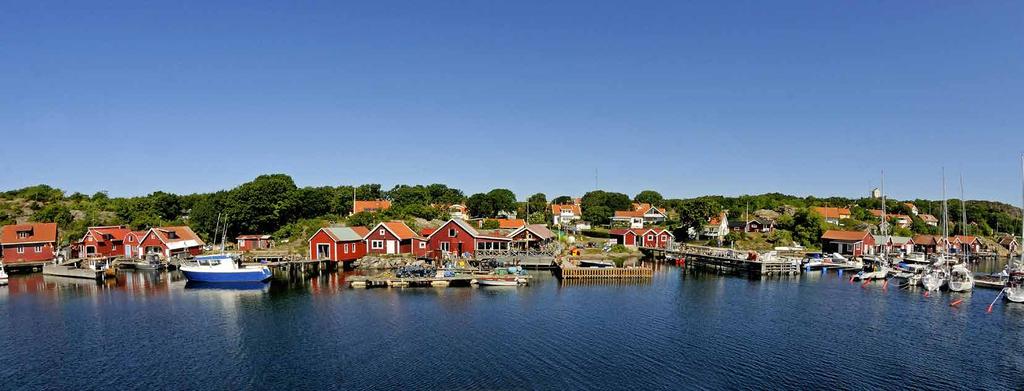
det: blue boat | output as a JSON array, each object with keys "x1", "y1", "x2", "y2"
[{"x1": 179, "y1": 254, "x2": 272, "y2": 283}]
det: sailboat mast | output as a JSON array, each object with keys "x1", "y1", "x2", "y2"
[
  {"x1": 1019, "y1": 154, "x2": 1023, "y2": 266},
  {"x1": 881, "y1": 170, "x2": 887, "y2": 236},
  {"x1": 942, "y1": 168, "x2": 949, "y2": 254}
]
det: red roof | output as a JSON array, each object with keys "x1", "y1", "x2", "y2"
[
  {"x1": 147, "y1": 226, "x2": 205, "y2": 247},
  {"x1": 495, "y1": 219, "x2": 526, "y2": 229},
  {"x1": 551, "y1": 204, "x2": 582, "y2": 216},
  {"x1": 353, "y1": 200, "x2": 391, "y2": 214},
  {"x1": 1, "y1": 223, "x2": 58, "y2": 244},
  {"x1": 419, "y1": 228, "x2": 436, "y2": 237},
  {"x1": 87, "y1": 226, "x2": 130, "y2": 243},
  {"x1": 821, "y1": 230, "x2": 871, "y2": 242},
  {"x1": 813, "y1": 207, "x2": 851, "y2": 219},
  {"x1": 610, "y1": 228, "x2": 673, "y2": 237},
  {"x1": 952, "y1": 235, "x2": 979, "y2": 244},
  {"x1": 236, "y1": 234, "x2": 271, "y2": 240},
  {"x1": 614, "y1": 210, "x2": 644, "y2": 218},
  {"x1": 375, "y1": 221, "x2": 420, "y2": 240}
]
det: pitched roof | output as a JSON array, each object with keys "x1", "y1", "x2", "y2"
[
  {"x1": 821, "y1": 230, "x2": 871, "y2": 241},
  {"x1": 1, "y1": 222, "x2": 58, "y2": 245},
  {"x1": 708, "y1": 212, "x2": 728, "y2": 226},
  {"x1": 872, "y1": 235, "x2": 914, "y2": 245},
  {"x1": 998, "y1": 236, "x2": 1019, "y2": 245},
  {"x1": 613, "y1": 210, "x2": 645, "y2": 218},
  {"x1": 610, "y1": 228, "x2": 673, "y2": 237},
  {"x1": 495, "y1": 219, "x2": 526, "y2": 229},
  {"x1": 952, "y1": 235, "x2": 979, "y2": 244},
  {"x1": 236, "y1": 234, "x2": 271, "y2": 240},
  {"x1": 146, "y1": 226, "x2": 205, "y2": 249},
  {"x1": 319, "y1": 226, "x2": 368, "y2": 242},
  {"x1": 919, "y1": 214, "x2": 939, "y2": 222},
  {"x1": 912, "y1": 235, "x2": 945, "y2": 245},
  {"x1": 86, "y1": 226, "x2": 130, "y2": 243},
  {"x1": 632, "y1": 203, "x2": 667, "y2": 215},
  {"x1": 366, "y1": 221, "x2": 421, "y2": 240},
  {"x1": 353, "y1": 200, "x2": 391, "y2": 214},
  {"x1": 428, "y1": 219, "x2": 510, "y2": 241},
  {"x1": 508, "y1": 224, "x2": 555, "y2": 240},
  {"x1": 551, "y1": 204, "x2": 581, "y2": 215},
  {"x1": 813, "y1": 207, "x2": 851, "y2": 219}
]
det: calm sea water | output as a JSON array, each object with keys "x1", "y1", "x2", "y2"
[{"x1": 2, "y1": 262, "x2": 1023, "y2": 390}]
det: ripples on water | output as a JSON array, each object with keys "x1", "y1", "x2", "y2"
[{"x1": 1, "y1": 262, "x2": 1024, "y2": 390}]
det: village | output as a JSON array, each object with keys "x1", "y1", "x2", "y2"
[{"x1": 1, "y1": 181, "x2": 1021, "y2": 289}]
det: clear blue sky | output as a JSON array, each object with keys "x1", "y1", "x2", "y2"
[{"x1": 2, "y1": 1, "x2": 1022, "y2": 203}]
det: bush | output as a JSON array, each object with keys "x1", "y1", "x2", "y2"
[
  {"x1": 481, "y1": 219, "x2": 500, "y2": 229},
  {"x1": 582, "y1": 229, "x2": 610, "y2": 239},
  {"x1": 610, "y1": 244, "x2": 629, "y2": 253}
]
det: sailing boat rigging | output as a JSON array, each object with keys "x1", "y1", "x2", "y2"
[
  {"x1": 922, "y1": 169, "x2": 950, "y2": 292},
  {"x1": 1004, "y1": 155, "x2": 1024, "y2": 303},
  {"x1": 949, "y1": 173, "x2": 975, "y2": 292}
]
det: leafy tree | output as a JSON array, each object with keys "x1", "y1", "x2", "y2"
[
  {"x1": 388, "y1": 185, "x2": 430, "y2": 206},
  {"x1": 580, "y1": 190, "x2": 631, "y2": 225},
  {"x1": 673, "y1": 198, "x2": 718, "y2": 236},
  {"x1": 634, "y1": 190, "x2": 664, "y2": 206},
  {"x1": 147, "y1": 191, "x2": 182, "y2": 220},
  {"x1": 226, "y1": 174, "x2": 298, "y2": 235},
  {"x1": 487, "y1": 189, "x2": 517, "y2": 215},
  {"x1": 32, "y1": 203, "x2": 73, "y2": 228},
  {"x1": 347, "y1": 211, "x2": 382, "y2": 228},
  {"x1": 425, "y1": 184, "x2": 465, "y2": 205},
  {"x1": 551, "y1": 195, "x2": 573, "y2": 205},
  {"x1": 527, "y1": 193, "x2": 547, "y2": 214},
  {"x1": 466, "y1": 193, "x2": 494, "y2": 218},
  {"x1": 527, "y1": 211, "x2": 546, "y2": 225},
  {"x1": 481, "y1": 219, "x2": 501, "y2": 229},
  {"x1": 792, "y1": 208, "x2": 827, "y2": 246}
]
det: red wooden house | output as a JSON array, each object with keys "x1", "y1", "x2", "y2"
[
  {"x1": 364, "y1": 221, "x2": 429, "y2": 256},
  {"x1": 507, "y1": 224, "x2": 556, "y2": 250},
  {"x1": 138, "y1": 226, "x2": 205, "y2": 259},
  {"x1": 237, "y1": 234, "x2": 273, "y2": 251},
  {"x1": 426, "y1": 219, "x2": 511, "y2": 258},
  {"x1": 77, "y1": 225, "x2": 130, "y2": 258},
  {"x1": 122, "y1": 230, "x2": 147, "y2": 259},
  {"x1": 609, "y1": 228, "x2": 674, "y2": 249},
  {"x1": 308, "y1": 226, "x2": 369, "y2": 262},
  {"x1": 950, "y1": 235, "x2": 982, "y2": 254},
  {"x1": 1, "y1": 222, "x2": 58, "y2": 265},
  {"x1": 821, "y1": 230, "x2": 875, "y2": 256}
]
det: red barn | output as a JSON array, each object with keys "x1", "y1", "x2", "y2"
[
  {"x1": 1, "y1": 222, "x2": 58, "y2": 266},
  {"x1": 138, "y1": 226, "x2": 205, "y2": 259},
  {"x1": 364, "y1": 221, "x2": 429, "y2": 256},
  {"x1": 76, "y1": 226, "x2": 129, "y2": 258},
  {"x1": 237, "y1": 234, "x2": 273, "y2": 252},
  {"x1": 122, "y1": 230, "x2": 147, "y2": 259},
  {"x1": 821, "y1": 230, "x2": 875, "y2": 256},
  {"x1": 610, "y1": 228, "x2": 674, "y2": 249},
  {"x1": 426, "y1": 219, "x2": 512, "y2": 259},
  {"x1": 308, "y1": 226, "x2": 369, "y2": 262}
]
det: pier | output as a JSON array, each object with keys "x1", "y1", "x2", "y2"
[
  {"x1": 555, "y1": 260, "x2": 654, "y2": 280},
  {"x1": 678, "y1": 245, "x2": 802, "y2": 276},
  {"x1": 347, "y1": 272, "x2": 530, "y2": 288}
]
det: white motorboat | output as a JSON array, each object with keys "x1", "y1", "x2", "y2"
[
  {"x1": 855, "y1": 266, "x2": 890, "y2": 281},
  {"x1": 476, "y1": 278, "x2": 522, "y2": 287},
  {"x1": 948, "y1": 263, "x2": 975, "y2": 292},
  {"x1": 0, "y1": 262, "x2": 8, "y2": 286}
]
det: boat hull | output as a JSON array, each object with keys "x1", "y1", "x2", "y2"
[
  {"x1": 180, "y1": 268, "x2": 272, "y2": 283},
  {"x1": 1005, "y1": 287, "x2": 1024, "y2": 303},
  {"x1": 476, "y1": 279, "x2": 519, "y2": 286}
]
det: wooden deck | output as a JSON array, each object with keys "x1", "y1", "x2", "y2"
[
  {"x1": 555, "y1": 261, "x2": 653, "y2": 280},
  {"x1": 678, "y1": 245, "x2": 802, "y2": 276},
  {"x1": 347, "y1": 272, "x2": 530, "y2": 288}
]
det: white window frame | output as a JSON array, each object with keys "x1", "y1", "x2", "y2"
[
  {"x1": 419, "y1": 241, "x2": 426, "y2": 249},
  {"x1": 379, "y1": 229, "x2": 385, "y2": 236},
  {"x1": 440, "y1": 242, "x2": 450, "y2": 252},
  {"x1": 316, "y1": 243, "x2": 331, "y2": 259},
  {"x1": 371, "y1": 240, "x2": 384, "y2": 250},
  {"x1": 17, "y1": 245, "x2": 25, "y2": 254},
  {"x1": 448, "y1": 229, "x2": 457, "y2": 237},
  {"x1": 35, "y1": 244, "x2": 43, "y2": 253},
  {"x1": 344, "y1": 243, "x2": 349, "y2": 253}
]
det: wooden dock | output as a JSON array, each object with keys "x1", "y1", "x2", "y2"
[
  {"x1": 347, "y1": 272, "x2": 530, "y2": 288},
  {"x1": 555, "y1": 261, "x2": 653, "y2": 280},
  {"x1": 678, "y1": 245, "x2": 801, "y2": 276},
  {"x1": 42, "y1": 264, "x2": 105, "y2": 280}
]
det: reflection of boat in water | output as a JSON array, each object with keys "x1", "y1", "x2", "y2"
[
  {"x1": 184, "y1": 281, "x2": 271, "y2": 291},
  {"x1": 180, "y1": 255, "x2": 272, "y2": 283}
]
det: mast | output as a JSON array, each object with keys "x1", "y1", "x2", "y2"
[
  {"x1": 881, "y1": 170, "x2": 887, "y2": 237},
  {"x1": 942, "y1": 168, "x2": 949, "y2": 255},
  {"x1": 960, "y1": 172, "x2": 968, "y2": 263},
  {"x1": 1019, "y1": 154, "x2": 1024, "y2": 267}
]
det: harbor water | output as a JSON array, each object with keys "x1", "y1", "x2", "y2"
[{"x1": 1, "y1": 264, "x2": 1023, "y2": 390}]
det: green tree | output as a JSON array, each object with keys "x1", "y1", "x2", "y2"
[
  {"x1": 673, "y1": 199, "x2": 718, "y2": 237},
  {"x1": 226, "y1": 174, "x2": 298, "y2": 235},
  {"x1": 634, "y1": 190, "x2": 664, "y2": 206},
  {"x1": 32, "y1": 203, "x2": 73, "y2": 228},
  {"x1": 551, "y1": 195, "x2": 573, "y2": 205},
  {"x1": 347, "y1": 211, "x2": 382, "y2": 228},
  {"x1": 580, "y1": 190, "x2": 631, "y2": 225},
  {"x1": 481, "y1": 219, "x2": 501, "y2": 229},
  {"x1": 466, "y1": 193, "x2": 494, "y2": 218},
  {"x1": 487, "y1": 189, "x2": 517, "y2": 215},
  {"x1": 792, "y1": 208, "x2": 827, "y2": 246}
]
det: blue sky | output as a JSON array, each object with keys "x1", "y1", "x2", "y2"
[{"x1": 2, "y1": 1, "x2": 1022, "y2": 203}]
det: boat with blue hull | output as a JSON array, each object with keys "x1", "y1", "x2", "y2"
[{"x1": 179, "y1": 254, "x2": 272, "y2": 283}]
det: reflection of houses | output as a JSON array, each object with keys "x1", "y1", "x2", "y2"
[
  {"x1": 76, "y1": 225, "x2": 129, "y2": 258},
  {"x1": 507, "y1": 224, "x2": 556, "y2": 250},
  {"x1": 364, "y1": 221, "x2": 429, "y2": 256},
  {"x1": 998, "y1": 236, "x2": 1019, "y2": 254},
  {"x1": 551, "y1": 204, "x2": 582, "y2": 226},
  {"x1": 813, "y1": 207, "x2": 851, "y2": 225},
  {"x1": 0, "y1": 222, "x2": 58, "y2": 265},
  {"x1": 352, "y1": 200, "x2": 391, "y2": 215},
  {"x1": 821, "y1": 230, "x2": 875, "y2": 256},
  {"x1": 912, "y1": 235, "x2": 947, "y2": 254},
  {"x1": 610, "y1": 228, "x2": 674, "y2": 249},
  {"x1": 138, "y1": 226, "x2": 205, "y2": 259},
  {"x1": 308, "y1": 226, "x2": 369, "y2": 262},
  {"x1": 237, "y1": 234, "x2": 273, "y2": 251},
  {"x1": 612, "y1": 203, "x2": 667, "y2": 228},
  {"x1": 873, "y1": 235, "x2": 914, "y2": 255},
  {"x1": 919, "y1": 214, "x2": 939, "y2": 227},
  {"x1": 426, "y1": 219, "x2": 511, "y2": 258},
  {"x1": 702, "y1": 212, "x2": 729, "y2": 239}
]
